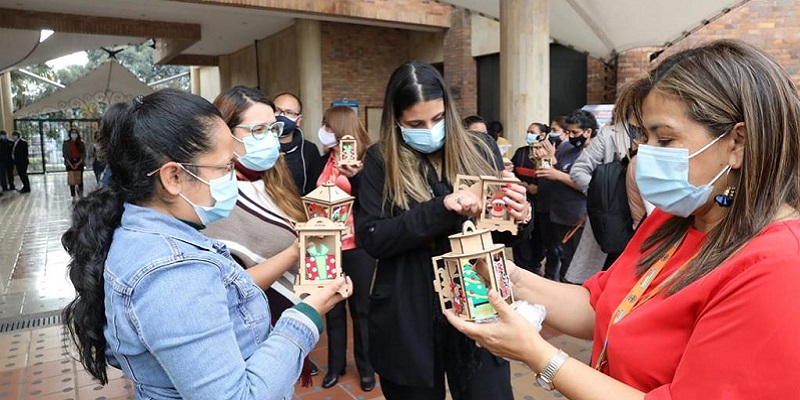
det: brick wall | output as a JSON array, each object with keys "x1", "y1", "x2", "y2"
[
  {"x1": 320, "y1": 21, "x2": 411, "y2": 128},
  {"x1": 616, "y1": 0, "x2": 800, "y2": 89},
  {"x1": 587, "y1": 56, "x2": 617, "y2": 104},
  {"x1": 443, "y1": 7, "x2": 477, "y2": 118}
]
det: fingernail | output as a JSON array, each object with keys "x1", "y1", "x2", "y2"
[
  {"x1": 506, "y1": 183, "x2": 513, "y2": 188},
  {"x1": 503, "y1": 196, "x2": 512, "y2": 203}
]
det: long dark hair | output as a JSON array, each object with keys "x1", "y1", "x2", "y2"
[{"x1": 61, "y1": 89, "x2": 222, "y2": 384}]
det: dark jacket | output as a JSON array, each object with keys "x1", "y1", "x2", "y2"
[
  {"x1": 12, "y1": 139, "x2": 29, "y2": 166},
  {"x1": 280, "y1": 129, "x2": 324, "y2": 195},
  {"x1": 62, "y1": 140, "x2": 86, "y2": 171},
  {"x1": 0, "y1": 138, "x2": 12, "y2": 165},
  {"x1": 354, "y1": 136, "x2": 532, "y2": 387}
]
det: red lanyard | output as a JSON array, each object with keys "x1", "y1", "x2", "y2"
[{"x1": 594, "y1": 239, "x2": 691, "y2": 371}]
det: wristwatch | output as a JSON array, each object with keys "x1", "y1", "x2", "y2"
[{"x1": 535, "y1": 350, "x2": 569, "y2": 391}]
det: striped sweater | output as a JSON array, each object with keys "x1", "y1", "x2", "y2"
[{"x1": 204, "y1": 179, "x2": 300, "y2": 303}]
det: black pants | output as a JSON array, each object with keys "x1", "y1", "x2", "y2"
[
  {"x1": 14, "y1": 162, "x2": 29, "y2": 191},
  {"x1": 0, "y1": 163, "x2": 9, "y2": 190},
  {"x1": 550, "y1": 222, "x2": 584, "y2": 282},
  {"x1": 325, "y1": 247, "x2": 376, "y2": 377},
  {"x1": 380, "y1": 347, "x2": 512, "y2": 400},
  {"x1": 3, "y1": 164, "x2": 15, "y2": 190},
  {"x1": 541, "y1": 213, "x2": 563, "y2": 281}
]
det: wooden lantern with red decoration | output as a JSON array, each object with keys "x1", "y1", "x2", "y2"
[
  {"x1": 302, "y1": 181, "x2": 355, "y2": 234},
  {"x1": 432, "y1": 221, "x2": 514, "y2": 322},
  {"x1": 338, "y1": 134, "x2": 359, "y2": 167},
  {"x1": 455, "y1": 174, "x2": 521, "y2": 235},
  {"x1": 294, "y1": 217, "x2": 347, "y2": 297}
]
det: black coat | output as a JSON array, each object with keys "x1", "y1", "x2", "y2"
[
  {"x1": 354, "y1": 137, "x2": 533, "y2": 387},
  {"x1": 280, "y1": 129, "x2": 324, "y2": 195},
  {"x1": 12, "y1": 139, "x2": 29, "y2": 166},
  {"x1": 0, "y1": 139, "x2": 11, "y2": 165}
]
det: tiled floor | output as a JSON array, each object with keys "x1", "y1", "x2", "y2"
[{"x1": 0, "y1": 173, "x2": 592, "y2": 400}]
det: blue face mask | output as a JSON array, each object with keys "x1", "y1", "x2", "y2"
[
  {"x1": 526, "y1": 133, "x2": 539, "y2": 145},
  {"x1": 635, "y1": 133, "x2": 730, "y2": 218},
  {"x1": 70, "y1": 133, "x2": 78, "y2": 140},
  {"x1": 276, "y1": 116, "x2": 297, "y2": 138},
  {"x1": 399, "y1": 119, "x2": 446, "y2": 154},
  {"x1": 233, "y1": 133, "x2": 280, "y2": 172},
  {"x1": 179, "y1": 165, "x2": 239, "y2": 225}
]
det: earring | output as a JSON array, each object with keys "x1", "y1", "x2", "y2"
[{"x1": 714, "y1": 168, "x2": 736, "y2": 207}]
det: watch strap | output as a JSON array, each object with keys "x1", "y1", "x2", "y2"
[{"x1": 535, "y1": 349, "x2": 569, "y2": 391}]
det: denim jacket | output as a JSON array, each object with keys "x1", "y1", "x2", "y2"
[{"x1": 103, "y1": 203, "x2": 318, "y2": 399}]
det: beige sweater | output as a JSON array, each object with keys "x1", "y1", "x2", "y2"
[{"x1": 204, "y1": 180, "x2": 299, "y2": 302}]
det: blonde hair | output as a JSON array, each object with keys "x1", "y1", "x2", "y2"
[
  {"x1": 323, "y1": 106, "x2": 371, "y2": 159},
  {"x1": 620, "y1": 39, "x2": 800, "y2": 293},
  {"x1": 379, "y1": 62, "x2": 498, "y2": 210}
]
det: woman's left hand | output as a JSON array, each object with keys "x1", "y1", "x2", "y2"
[
  {"x1": 445, "y1": 289, "x2": 543, "y2": 363},
  {"x1": 500, "y1": 171, "x2": 532, "y2": 223},
  {"x1": 336, "y1": 162, "x2": 362, "y2": 178}
]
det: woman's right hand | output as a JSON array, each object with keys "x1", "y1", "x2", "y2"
[
  {"x1": 302, "y1": 276, "x2": 353, "y2": 315},
  {"x1": 444, "y1": 188, "x2": 482, "y2": 216}
]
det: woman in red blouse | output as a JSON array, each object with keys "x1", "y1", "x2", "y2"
[
  {"x1": 446, "y1": 39, "x2": 800, "y2": 399},
  {"x1": 316, "y1": 106, "x2": 378, "y2": 392}
]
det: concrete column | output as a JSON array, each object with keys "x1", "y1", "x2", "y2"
[
  {"x1": 190, "y1": 67, "x2": 201, "y2": 96},
  {"x1": 295, "y1": 19, "x2": 323, "y2": 152},
  {"x1": 0, "y1": 72, "x2": 13, "y2": 132},
  {"x1": 500, "y1": 0, "x2": 549, "y2": 148}
]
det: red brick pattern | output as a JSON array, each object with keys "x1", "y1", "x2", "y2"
[
  {"x1": 320, "y1": 21, "x2": 411, "y2": 128},
  {"x1": 587, "y1": 56, "x2": 617, "y2": 105},
  {"x1": 616, "y1": 0, "x2": 800, "y2": 89},
  {"x1": 443, "y1": 7, "x2": 478, "y2": 118}
]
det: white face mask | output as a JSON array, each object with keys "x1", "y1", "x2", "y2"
[
  {"x1": 317, "y1": 126, "x2": 338, "y2": 148},
  {"x1": 635, "y1": 132, "x2": 730, "y2": 218}
]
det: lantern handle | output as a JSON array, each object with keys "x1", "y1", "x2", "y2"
[{"x1": 462, "y1": 220, "x2": 477, "y2": 234}]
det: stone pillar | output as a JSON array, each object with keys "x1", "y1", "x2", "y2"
[
  {"x1": 443, "y1": 7, "x2": 477, "y2": 118},
  {"x1": 190, "y1": 67, "x2": 201, "y2": 96},
  {"x1": 0, "y1": 72, "x2": 13, "y2": 132},
  {"x1": 500, "y1": 0, "x2": 549, "y2": 148},
  {"x1": 295, "y1": 19, "x2": 323, "y2": 152}
]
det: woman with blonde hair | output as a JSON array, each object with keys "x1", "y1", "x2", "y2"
[
  {"x1": 355, "y1": 61, "x2": 532, "y2": 399},
  {"x1": 315, "y1": 105, "x2": 377, "y2": 391},
  {"x1": 203, "y1": 85, "x2": 320, "y2": 383},
  {"x1": 446, "y1": 39, "x2": 800, "y2": 399}
]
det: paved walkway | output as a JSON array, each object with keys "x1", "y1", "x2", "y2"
[{"x1": 0, "y1": 173, "x2": 592, "y2": 400}]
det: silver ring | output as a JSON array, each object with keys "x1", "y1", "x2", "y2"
[{"x1": 456, "y1": 196, "x2": 463, "y2": 204}]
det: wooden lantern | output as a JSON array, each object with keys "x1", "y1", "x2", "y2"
[
  {"x1": 432, "y1": 221, "x2": 514, "y2": 322},
  {"x1": 302, "y1": 181, "x2": 355, "y2": 233},
  {"x1": 294, "y1": 217, "x2": 347, "y2": 297},
  {"x1": 455, "y1": 174, "x2": 522, "y2": 235},
  {"x1": 338, "y1": 135, "x2": 359, "y2": 166},
  {"x1": 529, "y1": 142, "x2": 553, "y2": 170}
]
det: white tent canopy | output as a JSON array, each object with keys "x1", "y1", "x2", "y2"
[
  {"x1": 442, "y1": 0, "x2": 749, "y2": 60},
  {"x1": 14, "y1": 60, "x2": 154, "y2": 118}
]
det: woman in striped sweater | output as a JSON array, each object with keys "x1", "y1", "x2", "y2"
[{"x1": 204, "y1": 86, "x2": 319, "y2": 383}]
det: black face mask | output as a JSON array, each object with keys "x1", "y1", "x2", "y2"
[
  {"x1": 548, "y1": 136, "x2": 562, "y2": 147},
  {"x1": 569, "y1": 135, "x2": 587, "y2": 148}
]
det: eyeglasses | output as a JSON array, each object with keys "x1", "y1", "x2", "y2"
[
  {"x1": 275, "y1": 107, "x2": 301, "y2": 120},
  {"x1": 146, "y1": 161, "x2": 236, "y2": 182},
  {"x1": 234, "y1": 121, "x2": 284, "y2": 140}
]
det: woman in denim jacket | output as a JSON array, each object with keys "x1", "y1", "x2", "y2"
[{"x1": 61, "y1": 89, "x2": 350, "y2": 399}]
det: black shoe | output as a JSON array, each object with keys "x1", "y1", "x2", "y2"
[
  {"x1": 309, "y1": 360, "x2": 319, "y2": 376},
  {"x1": 17, "y1": 188, "x2": 30, "y2": 193},
  {"x1": 360, "y1": 376, "x2": 376, "y2": 392},
  {"x1": 321, "y1": 369, "x2": 345, "y2": 389}
]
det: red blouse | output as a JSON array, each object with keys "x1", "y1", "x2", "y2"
[{"x1": 584, "y1": 209, "x2": 800, "y2": 399}]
